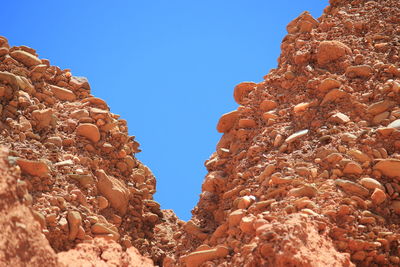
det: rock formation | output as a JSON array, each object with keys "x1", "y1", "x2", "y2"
[
  {"x1": 0, "y1": 33, "x2": 178, "y2": 266},
  {"x1": 1, "y1": 0, "x2": 400, "y2": 266}
]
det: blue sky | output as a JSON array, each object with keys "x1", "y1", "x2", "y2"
[{"x1": 2, "y1": 0, "x2": 328, "y2": 221}]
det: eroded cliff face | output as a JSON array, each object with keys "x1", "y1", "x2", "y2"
[
  {"x1": 0, "y1": 34, "x2": 180, "y2": 266},
  {"x1": 1, "y1": 0, "x2": 400, "y2": 266},
  {"x1": 170, "y1": 0, "x2": 400, "y2": 266}
]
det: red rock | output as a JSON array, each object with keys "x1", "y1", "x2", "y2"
[
  {"x1": 216, "y1": 110, "x2": 239, "y2": 133},
  {"x1": 317, "y1": 40, "x2": 351, "y2": 65},
  {"x1": 0, "y1": 47, "x2": 8, "y2": 57},
  {"x1": 321, "y1": 89, "x2": 349, "y2": 105},
  {"x1": 0, "y1": 71, "x2": 19, "y2": 90},
  {"x1": 91, "y1": 223, "x2": 120, "y2": 241},
  {"x1": 67, "y1": 211, "x2": 82, "y2": 241},
  {"x1": 366, "y1": 100, "x2": 395, "y2": 115},
  {"x1": 233, "y1": 82, "x2": 256, "y2": 105},
  {"x1": 10, "y1": 50, "x2": 42, "y2": 67},
  {"x1": 16, "y1": 158, "x2": 50, "y2": 177},
  {"x1": 76, "y1": 123, "x2": 100, "y2": 142},
  {"x1": 239, "y1": 215, "x2": 255, "y2": 233},
  {"x1": 97, "y1": 196, "x2": 109, "y2": 210},
  {"x1": 69, "y1": 76, "x2": 90, "y2": 90},
  {"x1": 373, "y1": 159, "x2": 400, "y2": 178},
  {"x1": 228, "y1": 209, "x2": 245, "y2": 227},
  {"x1": 345, "y1": 65, "x2": 373, "y2": 78},
  {"x1": 359, "y1": 178, "x2": 384, "y2": 191},
  {"x1": 286, "y1": 11, "x2": 319, "y2": 34},
  {"x1": 288, "y1": 184, "x2": 318, "y2": 198},
  {"x1": 81, "y1": 97, "x2": 109, "y2": 109},
  {"x1": 2, "y1": 1, "x2": 400, "y2": 266},
  {"x1": 262, "y1": 111, "x2": 279, "y2": 120},
  {"x1": 238, "y1": 118, "x2": 257, "y2": 128},
  {"x1": 50, "y1": 85, "x2": 76, "y2": 101},
  {"x1": 202, "y1": 171, "x2": 225, "y2": 192},
  {"x1": 343, "y1": 161, "x2": 363, "y2": 175},
  {"x1": 318, "y1": 78, "x2": 341, "y2": 92},
  {"x1": 0, "y1": 150, "x2": 58, "y2": 266},
  {"x1": 57, "y1": 238, "x2": 153, "y2": 266},
  {"x1": 329, "y1": 112, "x2": 350, "y2": 124},
  {"x1": 32, "y1": 108, "x2": 55, "y2": 130},
  {"x1": 96, "y1": 170, "x2": 130, "y2": 215},
  {"x1": 0, "y1": 36, "x2": 9, "y2": 48},
  {"x1": 183, "y1": 245, "x2": 229, "y2": 267},
  {"x1": 371, "y1": 188, "x2": 386, "y2": 205},
  {"x1": 293, "y1": 102, "x2": 310, "y2": 113},
  {"x1": 260, "y1": 99, "x2": 278, "y2": 111},
  {"x1": 348, "y1": 149, "x2": 370, "y2": 163},
  {"x1": 391, "y1": 201, "x2": 400, "y2": 215},
  {"x1": 335, "y1": 179, "x2": 369, "y2": 197}
]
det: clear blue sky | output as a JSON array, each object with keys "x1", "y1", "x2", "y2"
[{"x1": 2, "y1": 0, "x2": 328, "y2": 221}]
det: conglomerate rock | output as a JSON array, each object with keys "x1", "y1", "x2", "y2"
[
  {"x1": 169, "y1": 0, "x2": 400, "y2": 266},
  {"x1": 0, "y1": 34, "x2": 175, "y2": 265},
  {"x1": 1, "y1": 0, "x2": 400, "y2": 266}
]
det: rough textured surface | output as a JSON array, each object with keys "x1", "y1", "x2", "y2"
[
  {"x1": 169, "y1": 0, "x2": 400, "y2": 266},
  {"x1": 57, "y1": 238, "x2": 154, "y2": 267},
  {"x1": 0, "y1": 36, "x2": 166, "y2": 265},
  {"x1": 0, "y1": 148, "x2": 58, "y2": 266},
  {"x1": 1, "y1": 0, "x2": 400, "y2": 266}
]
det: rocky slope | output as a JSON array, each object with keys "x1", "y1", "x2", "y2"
[
  {"x1": 169, "y1": 0, "x2": 400, "y2": 266},
  {"x1": 0, "y1": 34, "x2": 179, "y2": 265},
  {"x1": 1, "y1": 0, "x2": 400, "y2": 266}
]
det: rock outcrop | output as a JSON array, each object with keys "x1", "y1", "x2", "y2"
[
  {"x1": 0, "y1": 35, "x2": 174, "y2": 265},
  {"x1": 1, "y1": 0, "x2": 400, "y2": 266},
  {"x1": 168, "y1": 0, "x2": 400, "y2": 266}
]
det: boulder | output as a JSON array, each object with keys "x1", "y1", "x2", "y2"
[
  {"x1": 286, "y1": 11, "x2": 319, "y2": 34},
  {"x1": 238, "y1": 118, "x2": 257, "y2": 128},
  {"x1": 96, "y1": 170, "x2": 130, "y2": 215},
  {"x1": 228, "y1": 209, "x2": 245, "y2": 227},
  {"x1": 0, "y1": 71, "x2": 19, "y2": 90},
  {"x1": 358, "y1": 178, "x2": 384, "y2": 191},
  {"x1": 317, "y1": 41, "x2": 351, "y2": 65},
  {"x1": 371, "y1": 188, "x2": 386, "y2": 205},
  {"x1": 345, "y1": 65, "x2": 373, "y2": 78},
  {"x1": 10, "y1": 50, "x2": 41, "y2": 67},
  {"x1": 217, "y1": 110, "x2": 239, "y2": 133},
  {"x1": 260, "y1": 99, "x2": 278, "y2": 111},
  {"x1": 366, "y1": 100, "x2": 395, "y2": 115},
  {"x1": 183, "y1": 245, "x2": 229, "y2": 267},
  {"x1": 32, "y1": 109, "x2": 55, "y2": 130},
  {"x1": 318, "y1": 78, "x2": 341, "y2": 92},
  {"x1": 343, "y1": 161, "x2": 363, "y2": 175},
  {"x1": 16, "y1": 158, "x2": 50, "y2": 177},
  {"x1": 69, "y1": 76, "x2": 90, "y2": 90},
  {"x1": 67, "y1": 211, "x2": 82, "y2": 241},
  {"x1": 233, "y1": 82, "x2": 256, "y2": 105},
  {"x1": 76, "y1": 123, "x2": 100, "y2": 143},
  {"x1": 50, "y1": 85, "x2": 76, "y2": 101},
  {"x1": 373, "y1": 159, "x2": 400, "y2": 178},
  {"x1": 335, "y1": 179, "x2": 369, "y2": 197},
  {"x1": 321, "y1": 89, "x2": 349, "y2": 105}
]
